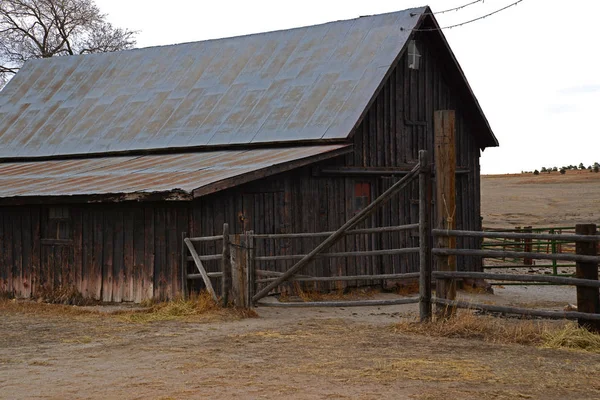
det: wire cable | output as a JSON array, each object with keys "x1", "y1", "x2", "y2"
[
  {"x1": 405, "y1": 0, "x2": 524, "y2": 31},
  {"x1": 414, "y1": 0, "x2": 485, "y2": 16}
]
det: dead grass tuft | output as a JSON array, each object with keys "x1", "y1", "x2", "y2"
[
  {"x1": 279, "y1": 283, "x2": 377, "y2": 302},
  {"x1": 0, "y1": 298, "x2": 102, "y2": 317},
  {"x1": 34, "y1": 285, "x2": 98, "y2": 306},
  {"x1": 542, "y1": 323, "x2": 600, "y2": 353},
  {"x1": 118, "y1": 292, "x2": 257, "y2": 323},
  {"x1": 396, "y1": 311, "x2": 600, "y2": 353},
  {"x1": 395, "y1": 311, "x2": 548, "y2": 345}
]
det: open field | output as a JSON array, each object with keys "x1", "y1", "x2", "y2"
[
  {"x1": 2, "y1": 172, "x2": 600, "y2": 399},
  {"x1": 481, "y1": 170, "x2": 600, "y2": 229}
]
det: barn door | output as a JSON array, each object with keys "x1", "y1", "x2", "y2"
[{"x1": 40, "y1": 207, "x2": 75, "y2": 293}]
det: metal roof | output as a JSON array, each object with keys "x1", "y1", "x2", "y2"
[
  {"x1": 0, "y1": 8, "x2": 425, "y2": 158},
  {"x1": 0, "y1": 145, "x2": 349, "y2": 198}
]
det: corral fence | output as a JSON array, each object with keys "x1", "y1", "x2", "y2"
[
  {"x1": 482, "y1": 225, "x2": 598, "y2": 277},
  {"x1": 181, "y1": 112, "x2": 600, "y2": 330}
]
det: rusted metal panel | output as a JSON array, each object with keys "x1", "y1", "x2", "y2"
[
  {"x1": 0, "y1": 145, "x2": 349, "y2": 198},
  {"x1": 0, "y1": 8, "x2": 425, "y2": 158}
]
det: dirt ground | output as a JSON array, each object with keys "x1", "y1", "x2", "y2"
[{"x1": 2, "y1": 171, "x2": 600, "y2": 400}]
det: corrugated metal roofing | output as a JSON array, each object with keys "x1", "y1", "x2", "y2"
[
  {"x1": 0, "y1": 145, "x2": 349, "y2": 198},
  {"x1": 0, "y1": 8, "x2": 425, "y2": 158}
]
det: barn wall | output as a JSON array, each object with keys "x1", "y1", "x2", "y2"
[
  {"x1": 347, "y1": 29, "x2": 484, "y2": 272},
  {"x1": 0, "y1": 204, "x2": 190, "y2": 302}
]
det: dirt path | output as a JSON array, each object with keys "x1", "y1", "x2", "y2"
[{"x1": 2, "y1": 293, "x2": 599, "y2": 400}]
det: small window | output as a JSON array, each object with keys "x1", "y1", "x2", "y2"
[
  {"x1": 354, "y1": 182, "x2": 371, "y2": 213},
  {"x1": 43, "y1": 207, "x2": 72, "y2": 240},
  {"x1": 407, "y1": 40, "x2": 421, "y2": 70},
  {"x1": 49, "y1": 207, "x2": 70, "y2": 220}
]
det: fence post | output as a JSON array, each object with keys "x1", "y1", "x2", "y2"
[
  {"x1": 230, "y1": 233, "x2": 248, "y2": 308},
  {"x1": 575, "y1": 224, "x2": 600, "y2": 332},
  {"x1": 523, "y1": 226, "x2": 532, "y2": 266},
  {"x1": 246, "y1": 231, "x2": 255, "y2": 307},
  {"x1": 418, "y1": 150, "x2": 432, "y2": 322},
  {"x1": 434, "y1": 110, "x2": 456, "y2": 318},
  {"x1": 222, "y1": 223, "x2": 231, "y2": 307},
  {"x1": 181, "y1": 232, "x2": 188, "y2": 300}
]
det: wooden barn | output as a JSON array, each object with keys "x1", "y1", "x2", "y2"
[{"x1": 0, "y1": 6, "x2": 497, "y2": 302}]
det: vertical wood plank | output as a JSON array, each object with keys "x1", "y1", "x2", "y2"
[
  {"x1": 21, "y1": 209, "x2": 33, "y2": 298},
  {"x1": 72, "y1": 208, "x2": 83, "y2": 296},
  {"x1": 102, "y1": 210, "x2": 114, "y2": 302},
  {"x1": 575, "y1": 224, "x2": 600, "y2": 332},
  {"x1": 13, "y1": 211, "x2": 23, "y2": 297},
  {"x1": 434, "y1": 110, "x2": 457, "y2": 316},
  {"x1": 144, "y1": 206, "x2": 155, "y2": 301},
  {"x1": 90, "y1": 209, "x2": 103, "y2": 300},
  {"x1": 123, "y1": 209, "x2": 135, "y2": 302},
  {"x1": 166, "y1": 207, "x2": 178, "y2": 300},
  {"x1": 154, "y1": 207, "x2": 166, "y2": 301}
]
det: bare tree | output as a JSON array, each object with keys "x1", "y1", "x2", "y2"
[{"x1": 0, "y1": 0, "x2": 137, "y2": 86}]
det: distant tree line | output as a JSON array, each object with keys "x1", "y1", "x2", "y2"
[{"x1": 528, "y1": 162, "x2": 600, "y2": 175}]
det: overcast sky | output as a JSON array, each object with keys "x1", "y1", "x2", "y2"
[{"x1": 95, "y1": 0, "x2": 599, "y2": 174}]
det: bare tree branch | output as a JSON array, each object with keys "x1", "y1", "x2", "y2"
[{"x1": 0, "y1": 0, "x2": 137, "y2": 88}]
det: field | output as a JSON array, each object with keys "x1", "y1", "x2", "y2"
[
  {"x1": 481, "y1": 170, "x2": 600, "y2": 229},
  {"x1": 2, "y1": 172, "x2": 600, "y2": 400}
]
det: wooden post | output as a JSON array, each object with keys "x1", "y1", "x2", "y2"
[
  {"x1": 575, "y1": 224, "x2": 600, "y2": 332},
  {"x1": 419, "y1": 150, "x2": 432, "y2": 322},
  {"x1": 523, "y1": 226, "x2": 533, "y2": 266},
  {"x1": 246, "y1": 231, "x2": 256, "y2": 307},
  {"x1": 181, "y1": 232, "x2": 188, "y2": 300},
  {"x1": 222, "y1": 223, "x2": 231, "y2": 307},
  {"x1": 434, "y1": 110, "x2": 456, "y2": 317},
  {"x1": 230, "y1": 234, "x2": 248, "y2": 308}
]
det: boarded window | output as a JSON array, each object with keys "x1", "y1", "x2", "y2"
[
  {"x1": 354, "y1": 182, "x2": 371, "y2": 213},
  {"x1": 43, "y1": 207, "x2": 72, "y2": 240}
]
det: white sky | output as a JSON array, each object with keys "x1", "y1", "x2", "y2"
[{"x1": 95, "y1": 0, "x2": 599, "y2": 174}]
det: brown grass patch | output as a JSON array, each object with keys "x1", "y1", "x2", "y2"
[
  {"x1": 279, "y1": 283, "x2": 377, "y2": 302},
  {"x1": 542, "y1": 323, "x2": 600, "y2": 353},
  {"x1": 0, "y1": 291, "x2": 257, "y2": 322},
  {"x1": 117, "y1": 292, "x2": 258, "y2": 323},
  {"x1": 395, "y1": 310, "x2": 600, "y2": 353},
  {"x1": 34, "y1": 285, "x2": 98, "y2": 306}
]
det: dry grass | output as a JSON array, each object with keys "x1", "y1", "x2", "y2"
[
  {"x1": 395, "y1": 311, "x2": 547, "y2": 345},
  {"x1": 33, "y1": 285, "x2": 98, "y2": 306},
  {"x1": 279, "y1": 283, "x2": 377, "y2": 302},
  {"x1": 395, "y1": 310, "x2": 600, "y2": 354},
  {"x1": 117, "y1": 292, "x2": 258, "y2": 323},
  {"x1": 542, "y1": 323, "x2": 600, "y2": 353},
  {"x1": 0, "y1": 291, "x2": 257, "y2": 322}
]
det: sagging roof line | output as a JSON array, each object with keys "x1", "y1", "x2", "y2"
[{"x1": 0, "y1": 138, "x2": 350, "y2": 164}]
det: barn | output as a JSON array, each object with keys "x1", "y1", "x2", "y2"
[{"x1": 0, "y1": 6, "x2": 497, "y2": 302}]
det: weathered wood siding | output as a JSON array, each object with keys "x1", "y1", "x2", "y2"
[{"x1": 0, "y1": 204, "x2": 189, "y2": 301}]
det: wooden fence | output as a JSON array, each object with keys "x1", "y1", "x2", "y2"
[{"x1": 181, "y1": 148, "x2": 600, "y2": 331}]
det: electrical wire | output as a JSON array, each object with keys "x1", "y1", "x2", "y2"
[
  {"x1": 405, "y1": 0, "x2": 524, "y2": 31},
  {"x1": 415, "y1": 0, "x2": 485, "y2": 16}
]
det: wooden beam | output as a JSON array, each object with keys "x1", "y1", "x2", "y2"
[
  {"x1": 575, "y1": 224, "x2": 600, "y2": 332},
  {"x1": 318, "y1": 166, "x2": 470, "y2": 177},
  {"x1": 183, "y1": 238, "x2": 217, "y2": 302},
  {"x1": 252, "y1": 162, "x2": 421, "y2": 302},
  {"x1": 434, "y1": 110, "x2": 457, "y2": 317},
  {"x1": 221, "y1": 223, "x2": 231, "y2": 307},
  {"x1": 419, "y1": 150, "x2": 432, "y2": 322},
  {"x1": 258, "y1": 297, "x2": 420, "y2": 308}
]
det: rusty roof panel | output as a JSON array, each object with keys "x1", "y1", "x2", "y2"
[
  {"x1": 0, "y1": 8, "x2": 424, "y2": 158},
  {"x1": 0, "y1": 145, "x2": 349, "y2": 198}
]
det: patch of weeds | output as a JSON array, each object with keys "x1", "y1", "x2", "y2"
[
  {"x1": 280, "y1": 283, "x2": 377, "y2": 302},
  {"x1": 34, "y1": 285, "x2": 98, "y2": 306},
  {"x1": 394, "y1": 310, "x2": 548, "y2": 345},
  {"x1": 542, "y1": 323, "x2": 600, "y2": 353},
  {"x1": 118, "y1": 291, "x2": 257, "y2": 323},
  {"x1": 0, "y1": 290, "x2": 14, "y2": 301}
]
